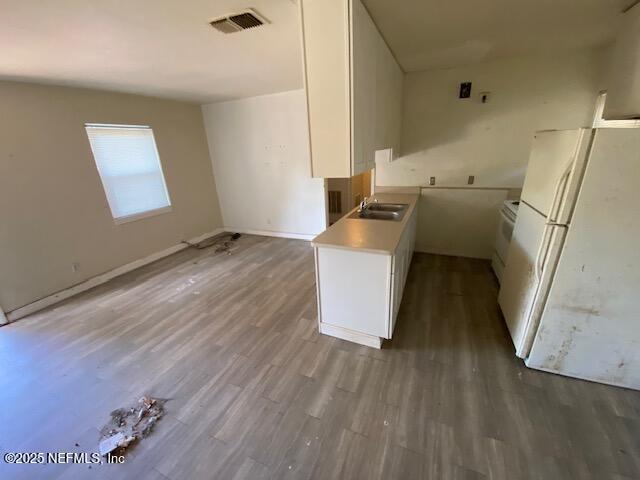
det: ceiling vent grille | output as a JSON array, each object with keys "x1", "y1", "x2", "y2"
[{"x1": 209, "y1": 9, "x2": 268, "y2": 34}]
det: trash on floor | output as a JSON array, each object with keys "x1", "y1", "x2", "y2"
[
  {"x1": 183, "y1": 232, "x2": 241, "y2": 255},
  {"x1": 98, "y1": 396, "x2": 166, "y2": 456}
]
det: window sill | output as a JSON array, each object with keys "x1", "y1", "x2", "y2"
[{"x1": 114, "y1": 206, "x2": 173, "y2": 225}]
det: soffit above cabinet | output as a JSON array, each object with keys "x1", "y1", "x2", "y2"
[{"x1": 361, "y1": 0, "x2": 631, "y2": 71}]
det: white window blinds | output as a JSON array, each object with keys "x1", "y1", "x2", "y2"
[{"x1": 85, "y1": 124, "x2": 171, "y2": 221}]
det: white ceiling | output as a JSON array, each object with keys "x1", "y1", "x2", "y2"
[
  {"x1": 0, "y1": 0, "x2": 303, "y2": 103},
  {"x1": 2, "y1": 0, "x2": 635, "y2": 103},
  {"x1": 362, "y1": 0, "x2": 634, "y2": 72}
]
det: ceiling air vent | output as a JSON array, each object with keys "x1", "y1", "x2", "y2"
[{"x1": 209, "y1": 9, "x2": 268, "y2": 34}]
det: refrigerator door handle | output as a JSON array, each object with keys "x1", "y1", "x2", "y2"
[
  {"x1": 522, "y1": 223, "x2": 569, "y2": 359},
  {"x1": 534, "y1": 223, "x2": 552, "y2": 280},
  {"x1": 534, "y1": 164, "x2": 572, "y2": 280},
  {"x1": 548, "y1": 161, "x2": 573, "y2": 223}
]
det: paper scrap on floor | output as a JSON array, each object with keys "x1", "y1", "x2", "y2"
[{"x1": 98, "y1": 396, "x2": 166, "y2": 456}]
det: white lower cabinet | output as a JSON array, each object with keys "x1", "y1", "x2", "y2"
[
  {"x1": 314, "y1": 208, "x2": 417, "y2": 348},
  {"x1": 389, "y1": 209, "x2": 417, "y2": 334}
]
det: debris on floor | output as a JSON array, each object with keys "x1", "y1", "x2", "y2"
[
  {"x1": 98, "y1": 396, "x2": 166, "y2": 456},
  {"x1": 183, "y1": 232, "x2": 241, "y2": 255}
]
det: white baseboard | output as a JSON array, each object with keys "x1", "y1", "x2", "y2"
[
  {"x1": 189, "y1": 228, "x2": 226, "y2": 244},
  {"x1": 224, "y1": 227, "x2": 316, "y2": 241},
  {"x1": 5, "y1": 227, "x2": 225, "y2": 323},
  {"x1": 319, "y1": 322, "x2": 382, "y2": 349},
  {"x1": 4, "y1": 226, "x2": 312, "y2": 324},
  {"x1": 415, "y1": 246, "x2": 491, "y2": 260}
]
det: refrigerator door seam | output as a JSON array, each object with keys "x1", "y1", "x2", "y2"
[{"x1": 521, "y1": 200, "x2": 545, "y2": 217}]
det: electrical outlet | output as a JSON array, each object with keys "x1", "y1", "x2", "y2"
[
  {"x1": 71, "y1": 262, "x2": 80, "y2": 273},
  {"x1": 468, "y1": 175, "x2": 475, "y2": 185},
  {"x1": 429, "y1": 177, "x2": 436, "y2": 186}
]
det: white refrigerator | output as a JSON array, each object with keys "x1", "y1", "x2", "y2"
[{"x1": 498, "y1": 128, "x2": 640, "y2": 390}]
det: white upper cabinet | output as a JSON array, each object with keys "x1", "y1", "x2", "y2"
[
  {"x1": 300, "y1": 0, "x2": 403, "y2": 178},
  {"x1": 375, "y1": 32, "x2": 403, "y2": 157},
  {"x1": 604, "y1": 4, "x2": 640, "y2": 120},
  {"x1": 351, "y1": 0, "x2": 378, "y2": 175}
]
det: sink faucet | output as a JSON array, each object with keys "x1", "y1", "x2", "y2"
[{"x1": 358, "y1": 196, "x2": 378, "y2": 213}]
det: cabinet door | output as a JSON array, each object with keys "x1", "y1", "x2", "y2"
[
  {"x1": 351, "y1": 0, "x2": 377, "y2": 175},
  {"x1": 300, "y1": 0, "x2": 352, "y2": 178},
  {"x1": 390, "y1": 258, "x2": 403, "y2": 334},
  {"x1": 407, "y1": 207, "x2": 417, "y2": 271},
  {"x1": 389, "y1": 208, "x2": 418, "y2": 336},
  {"x1": 410, "y1": 208, "x2": 417, "y2": 254},
  {"x1": 318, "y1": 247, "x2": 392, "y2": 338},
  {"x1": 389, "y1": 218, "x2": 408, "y2": 334},
  {"x1": 401, "y1": 213, "x2": 413, "y2": 287},
  {"x1": 375, "y1": 33, "x2": 403, "y2": 164}
]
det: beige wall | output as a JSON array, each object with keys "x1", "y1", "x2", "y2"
[
  {"x1": 376, "y1": 49, "x2": 606, "y2": 258},
  {"x1": 0, "y1": 81, "x2": 223, "y2": 312}
]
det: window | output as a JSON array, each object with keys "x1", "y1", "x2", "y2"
[
  {"x1": 592, "y1": 92, "x2": 640, "y2": 128},
  {"x1": 85, "y1": 124, "x2": 172, "y2": 224}
]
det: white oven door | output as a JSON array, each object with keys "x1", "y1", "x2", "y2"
[{"x1": 495, "y1": 208, "x2": 515, "y2": 266}]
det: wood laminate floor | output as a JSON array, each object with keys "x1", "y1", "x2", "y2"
[{"x1": 1, "y1": 235, "x2": 639, "y2": 480}]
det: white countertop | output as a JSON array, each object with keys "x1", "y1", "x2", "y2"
[{"x1": 312, "y1": 193, "x2": 419, "y2": 254}]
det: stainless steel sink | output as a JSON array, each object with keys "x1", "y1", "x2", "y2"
[
  {"x1": 348, "y1": 203, "x2": 408, "y2": 221},
  {"x1": 365, "y1": 203, "x2": 407, "y2": 213}
]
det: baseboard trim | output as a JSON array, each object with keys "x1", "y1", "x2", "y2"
[
  {"x1": 188, "y1": 228, "x2": 227, "y2": 245},
  {"x1": 415, "y1": 247, "x2": 491, "y2": 260},
  {"x1": 224, "y1": 227, "x2": 316, "y2": 241},
  {"x1": 4, "y1": 226, "x2": 312, "y2": 323},
  {"x1": 319, "y1": 322, "x2": 382, "y2": 349},
  {"x1": 5, "y1": 227, "x2": 225, "y2": 323}
]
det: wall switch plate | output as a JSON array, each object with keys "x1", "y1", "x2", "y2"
[
  {"x1": 468, "y1": 175, "x2": 475, "y2": 185},
  {"x1": 429, "y1": 177, "x2": 436, "y2": 186}
]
